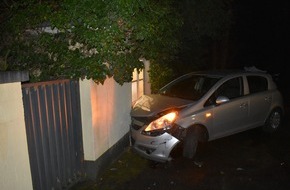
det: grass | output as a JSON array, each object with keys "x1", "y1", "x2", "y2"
[{"x1": 71, "y1": 147, "x2": 148, "y2": 190}]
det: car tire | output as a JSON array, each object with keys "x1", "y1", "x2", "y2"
[
  {"x1": 182, "y1": 127, "x2": 198, "y2": 159},
  {"x1": 263, "y1": 108, "x2": 282, "y2": 133}
]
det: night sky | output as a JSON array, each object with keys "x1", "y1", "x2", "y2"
[{"x1": 233, "y1": 0, "x2": 290, "y2": 76}]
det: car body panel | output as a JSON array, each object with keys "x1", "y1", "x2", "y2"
[
  {"x1": 248, "y1": 91, "x2": 272, "y2": 126},
  {"x1": 131, "y1": 94, "x2": 194, "y2": 117},
  {"x1": 211, "y1": 97, "x2": 249, "y2": 139}
]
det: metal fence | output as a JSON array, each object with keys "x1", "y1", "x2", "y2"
[{"x1": 22, "y1": 79, "x2": 84, "y2": 190}]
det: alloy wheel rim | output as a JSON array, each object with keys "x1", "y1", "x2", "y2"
[{"x1": 270, "y1": 112, "x2": 281, "y2": 129}]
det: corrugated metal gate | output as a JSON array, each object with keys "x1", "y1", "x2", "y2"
[{"x1": 22, "y1": 79, "x2": 84, "y2": 190}]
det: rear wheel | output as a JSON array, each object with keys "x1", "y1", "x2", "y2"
[
  {"x1": 182, "y1": 127, "x2": 199, "y2": 159},
  {"x1": 263, "y1": 108, "x2": 282, "y2": 133}
]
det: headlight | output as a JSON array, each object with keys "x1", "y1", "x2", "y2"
[{"x1": 144, "y1": 111, "x2": 178, "y2": 133}]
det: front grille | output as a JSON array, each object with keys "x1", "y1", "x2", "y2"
[
  {"x1": 131, "y1": 116, "x2": 152, "y2": 123},
  {"x1": 131, "y1": 123, "x2": 143, "y2": 130},
  {"x1": 141, "y1": 129, "x2": 166, "y2": 136},
  {"x1": 131, "y1": 117, "x2": 147, "y2": 130}
]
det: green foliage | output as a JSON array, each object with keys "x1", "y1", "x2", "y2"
[{"x1": 0, "y1": 0, "x2": 182, "y2": 84}]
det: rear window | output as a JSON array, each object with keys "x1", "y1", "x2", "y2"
[{"x1": 247, "y1": 76, "x2": 268, "y2": 93}]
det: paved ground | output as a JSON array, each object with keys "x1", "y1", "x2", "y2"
[{"x1": 71, "y1": 106, "x2": 290, "y2": 190}]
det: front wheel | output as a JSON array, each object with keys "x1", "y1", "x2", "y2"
[
  {"x1": 182, "y1": 127, "x2": 198, "y2": 159},
  {"x1": 263, "y1": 108, "x2": 282, "y2": 133}
]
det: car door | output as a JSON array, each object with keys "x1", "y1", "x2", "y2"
[
  {"x1": 205, "y1": 76, "x2": 249, "y2": 139},
  {"x1": 246, "y1": 75, "x2": 272, "y2": 126}
]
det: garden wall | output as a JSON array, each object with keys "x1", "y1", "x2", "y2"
[
  {"x1": 79, "y1": 77, "x2": 132, "y2": 178},
  {"x1": 0, "y1": 72, "x2": 33, "y2": 190}
]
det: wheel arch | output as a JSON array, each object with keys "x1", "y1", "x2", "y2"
[
  {"x1": 266, "y1": 106, "x2": 284, "y2": 123},
  {"x1": 186, "y1": 124, "x2": 209, "y2": 142},
  {"x1": 263, "y1": 106, "x2": 283, "y2": 133}
]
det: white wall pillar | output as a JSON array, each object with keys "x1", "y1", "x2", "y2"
[
  {"x1": 0, "y1": 82, "x2": 33, "y2": 190},
  {"x1": 79, "y1": 78, "x2": 132, "y2": 161},
  {"x1": 79, "y1": 79, "x2": 96, "y2": 160}
]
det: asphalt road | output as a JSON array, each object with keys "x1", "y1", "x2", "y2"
[{"x1": 72, "y1": 106, "x2": 290, "y2": 190}]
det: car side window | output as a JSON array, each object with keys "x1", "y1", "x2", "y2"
[
  {"x1": 205, "y1": 77, "x2": 243, "y2": 107},
  {"x1": 247, "y1": 76, "x2": 268, "y2": 94}
]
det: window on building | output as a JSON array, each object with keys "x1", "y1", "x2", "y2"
[{"x1": 132, "y1": 68, "x2": 144, "y2": 102}]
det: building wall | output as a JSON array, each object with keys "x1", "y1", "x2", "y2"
[
  {"x1": 144, "y1": 60, "x2": 151, "y2": 95},
  {"x1": 79, "y1": 78, "x2": 132, "y2": 161},
  {"x1": 0, "y1": 82, "x2": 33, "y2": 190}
]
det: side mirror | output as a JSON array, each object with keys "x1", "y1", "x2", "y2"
[{"x1": 216, "y1": 96, "x2": 230, "y2": 105}]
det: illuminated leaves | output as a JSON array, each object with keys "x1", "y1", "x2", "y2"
[{"x1": 1, "y1": 0, "x2": 182, "y2": 84}]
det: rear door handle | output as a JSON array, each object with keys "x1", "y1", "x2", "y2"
[{"x1": 240, "y1": 102, "x2": 248, "y2": 109}]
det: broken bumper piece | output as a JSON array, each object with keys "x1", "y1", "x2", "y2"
[{"x1": 130, "y1": 131, "x2": 180, "y2": 162}]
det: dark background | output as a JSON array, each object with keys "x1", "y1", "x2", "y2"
[
  {"x1": 233, "y1": 0, "x2": 290, "y2": 76},
  {"x1": 177, "y1": 0, "x2": 290, "y2": 89}
]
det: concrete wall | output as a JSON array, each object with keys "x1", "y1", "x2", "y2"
[
  {"x1": 79, "y1": 78, "x2": 132, "y2": 161},
  {"x1": 0, "y1": 82, "x2": 33, "y2": 190}
]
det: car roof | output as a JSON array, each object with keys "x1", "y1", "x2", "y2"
[{"x1": 185, "y1": 69, "x2": 269, "y2": 78}]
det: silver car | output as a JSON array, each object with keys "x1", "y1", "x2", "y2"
[{"x1": 130, "y1": 70, "x2": 284, "y2": 162}]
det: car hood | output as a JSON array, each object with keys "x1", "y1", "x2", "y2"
[{"x1": 131, "y1": 94, "x2": 194, "y2": 117}]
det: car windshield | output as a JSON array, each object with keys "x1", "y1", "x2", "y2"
[{"x1": 158, "y1": 74, "x2": 221, "y2": 101}]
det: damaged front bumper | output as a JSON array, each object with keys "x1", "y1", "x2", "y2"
[{"x1": 130, "y1": 128, "x2": 180, "y2": 162}]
